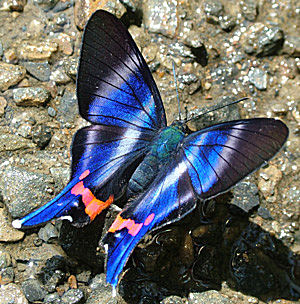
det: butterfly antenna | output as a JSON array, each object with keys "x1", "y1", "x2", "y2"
[
  {"x1": 185, "y1": 97, "x2": 249, "y2": 123},
  {"x1": 172, "y1": 60, "x2": 182, "y2": 121}
]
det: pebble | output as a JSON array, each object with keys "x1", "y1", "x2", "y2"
[
  {"x1": 219, "y1": 15, "x2": 236, "y2": 32},
  {"x1": 61, "y1": 288, "x2": 85, "y2": 304},
  {"x1": 161, "y1": 296, "x2": 185, "y2": 304},
  {"x1": 0, "y1": 96, "x2": 7, "y2": 116},
  {"x1": 230, "y1": 181, "x2": 260, "y2": 213},
  {"x1": 44, "y1": 293, "x2": 63, "y2": 304},
  {"x1": 282, "y1": 35, "x2": 300, "y2": 57},
  {"x1": 0, "y1": 62, "x2": 26, "y2": 91},
  {"x1": 0, "y1": 166, "x2": 54, "y2": 218},
  {"x1": 32, "y1": 124, "x2": 52, "y2": 148},
  {"x1": 1, "y1": 0, "x2": 26, "y2": 11},
  {"x1": 63, "y1": 57, "x2": 79, "y2": 81},
  {"x1": 38, "y1": 223, "x2": 59, "y2": 243},
  {"x1": 22, "y1": 279, "x2": 47, "y2": 302},
  {"x1": 18, "y1": 41, "x2": 58, "y2": 61},
  {"x1": 0, "y1": 283, "x2": 28, "y2": 304},
  {"x1": 32, "y1": 0, "x2": 58, "y2": 11},
  {"x1": 3, "y1": 48, "x2": 18, "y2": 64},
  {"x1": 52, "y1": 0, "x2": 74, "y2": 12},
  {"x1": 239, "y1": 0, "x2": 258, "y2": 21},
  {"x1": 13, "y1": 87, "x2": 50, "y2": 106},
  {"x1": 0, "y1": 266, "x2": 14, "y2": 284},
  {"x1": 21, "y1": 61, "x2": 51, "y2": 82},
  {"x1": 50, "y1": 65, "x2": 71, "y2": 84},
  {"x1": 53, "y1": 33, "x2": 74, "y2": 56},
  {"x1": 0, "y1": 208, "x2": 24, "y2": 242},
  {"x1": 0, "y1": 250, "x2": 12, "y2": 269},
  {"x1": 143, "y1": 0, "x2": 178, "y2": 38},
  {"x1": 74, "y1": 0, "x2": 126, "y2": 30},
  {"x1": 248, "y1": 67, "x2": 267, "y2": 90},
  {"x1": 0, "y1": 132, "x2": 34, "y2": 151},
  {"x1": 48, "y1": 106, "x2": 57, "y2": 117},
  {"x1": 188, "y1": 290, "x2": 232, "y2": 303},
  {"x1": 56, "y1": 89, "x2": 78, "y2": 125}
]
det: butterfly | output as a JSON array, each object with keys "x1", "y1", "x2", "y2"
[{"x1": 12, "y1": 10, "x2": 289, "y2": 290}]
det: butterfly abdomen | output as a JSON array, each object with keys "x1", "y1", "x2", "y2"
[{"x1": 127, "y1": 126, "x2": 185, "y2": 197}]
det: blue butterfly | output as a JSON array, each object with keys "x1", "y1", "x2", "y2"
[{"x1": 13, "y1": 10, "x2": 289, "y2": 290}]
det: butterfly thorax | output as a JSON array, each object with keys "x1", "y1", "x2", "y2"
[{"x1": 127, "y1": 126, "x2": 185, "y2": 198}]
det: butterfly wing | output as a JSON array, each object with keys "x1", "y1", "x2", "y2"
[
  {"x1": 103, "y1": 118, "x2": 288, "y2": 287},
  {"x1": 12, "y1": 10, "x2": 166, "y2": 228}
]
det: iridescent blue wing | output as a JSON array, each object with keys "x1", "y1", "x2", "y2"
[
  {"x1": 103, "y1": 118, "x2": 288, "y2": 288},
  {"x1": 77, "y1": 10, "x2": 166, "y2": 131},
  {"x1": 12, "y1": 10, "x2": 166, "y2": 228}
]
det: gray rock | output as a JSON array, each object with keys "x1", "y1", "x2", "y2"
[
  {"x1": 33, "y1": 0, "x2": 58, "y2": 11},
  {"x1": 38, "y1": 223, "x2": 59, "y2": 243},
  {"x1": 257, "y1": 206, "x2": 272, "y2": 220},
  {"x1": 32, "y1": 124, "x2": 52, "y2": 148},
  {"x1": 0, "y1": 166, "x2": 54, "y2": 218},
  {"x1": 0, "y1": 250, "x2": 12, "y2": 269},
  {"x1": 0, "y1": 283, "x2": 28, "y2": 304},
  {"x1": 0, "y1": 132, "x2": 34, "y2": 151},
  {"x1": 44, "y1": 293, "x2": 63, "y2": 304},
  {"x1": 86, "y1": 273, "x2": 117, "y2": 304},
  {"x1": 48, "y1": 106, "x2": 57, "y2": 117},
  {"x1": 219, "y1": 15, "x2": 236, "y2": 32},
  {"x1": 13, "y1": 87, "x2": 50, "y2": 106},
  {"x1": 282, "y1": 35, "x2": 300, "y2": 57},
  {"x1": 63, "y1": 57, "x2": 78, "y2": 81},
  {"x1": 248, "y1": 67, "x2": 267, "y2": 90},
  {"x1": 22, "y1": 61, "x2": 51, "y2": 82},
  {"x1": 56, "y1": 89, "x2": 78, "y2": 126},
  {"x1": 52, "y1": 0, "x2": 74, "y2": 12},
  {"x1": 203, "y1": 0, "x2": 223, "y2": 17},
  {"x1": 0, "y1": 266, "x2": 14, "y2": 284},
  {"x1": 76, "y1": 270, "x2": 92, "y2": 283},
  {"x1": 50, "y1": 65, "x2": 71, "y2": 84},
  {"x1": 188, "y1": 291, "x2": 232, "y2": 304},
  {"x1": 230, "y1": 181, "x2": 260, "y2": 213},
  {"x1": 240, "y1": 0, "x2": 258, "y2": 21},
  {"x1": 22, "y1": 279, "x2": 47, "y2": 302},
  {"x1": 143, "y1": 0, "x2": 178, "y2": 38},
  {"x1": 61, "y1": 289, "x2": 85, "y2": 304},
  {"x1": 0, "y1": 62, "x2": 26, "y2": 91}
]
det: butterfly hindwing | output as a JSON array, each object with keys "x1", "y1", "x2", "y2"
[
  {"x1": 77, "y1": 10, "x2": 167, "y2": 131},
  {"x1": 12, "y1": 10, "x2": 167, "y2": 228},
  {"x1": 103, "y1": 118, "x2": 288, "y2": 287}
]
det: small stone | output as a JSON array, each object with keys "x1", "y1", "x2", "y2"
[
  {"x1": 18, "y1": 41, "x2": 58, "y2": 61},
  {"x1": 63, "y1": 57, "x2": 78, "y2": 80},
  {"x1": 56, "y1": 89, "x2": 78, "y2": 125},
  {"x1": 32, "y1": 124, "x2": 52, "y2": 148},
  {"x1": 161, "y1": 296, "x2": 185, "y2": 304},
  {"x1": 203, "y1": 0, "x2": 223, "y2": 23},
  {"x1": 44, "y1": 293, "x2": 63, "y2": 304},
  {"x1": 74, "y1": 0, "x2": 126, "y2": 30},
  {"x1": 50, "y1": 65, "x2": 71, "y2": 84},
  {"x1": 3, "y1": 48, "x2": 18, "y2": 64},
  {"x1": 143, "y1": 0, "x2": 178, "y2": 38},
  {"x1": 0, "y1": 166, "x2": 54, "y2": 218},
  {"x1": 258, "y1": 165, "x2": 282, "y2": 200},
  {"x1": 48, "y1": 106, "x2": 57, "y2": 117},
  {"x1": 1, "y1": 0, "x2": 26, "y2": 11},
  {"x1": 0, "y1": 96, "x2": 7, "y2": 116},
  {"x1": 0, "y1": 267, "x2": 14, "y2": 284},
  {"x1": 0, "y1": 208, "x2": 24, "y2": 242},
  {"x1": 282, "y1": 36, "x2": 300, "y2": 57},
  {"x1": 257, "y1": 207, "x2": 272, "y2": 220},
  {"x1": 0, "y1": 39, "x2": 3, "y2": 57},
  {"x1": 0, "y1": 250, "x2": 12, "y2": 269},
  {"x1": 38, "y1": 223, "x2": 59, "y2": 243},
  {"x1": 13, "y1": 87, "x2": 50, "y2": 106},
  {"x1": 32, "y1": 0, "x2": 58, "y2": 11},
  {"x1": 53, "y1": 33, "x2": 74, "y2": 56},
  {"x1": 0, "y1": 132, "x2": 34, "y2": 151},
  {"x1": 22, "y1": 279, "x2": 47, "y2": 302},
  {"x1": 0, "y1": 283, "x2": 28, "y2": 304},
  {"x1": 219, "y1": 15, "x2": 236, "y2": 32},
  {"x1": 240, "y1": 0, "x2": 258, "y2": 21},
  {"x1": 188, "y1": 290, "x2": 232, "y2": 304},
  {"x1": 17, "y1": 123, "x2": 33, "y2": 138},
  {"x1": 28, "y1": 19, "x2": 45, "y2": 35},
  {"x1": 61, "y1": 288, "x2": 84, "y2": 304},
  {"x1": 0, "y1": 62, "x2": 26, "y2": 91},
  {"x1": 52, "y1": 0, "x2": 74, "y2": 12},
  {"x1": 76, "y1": 270, "x2": 91, "y2": 283},
  {"x1": 22, "y1": 61, "x2": 51, "y2": 82},
  {"x1": 248, "y1": 67, "x2": 267, "y2": 90}
]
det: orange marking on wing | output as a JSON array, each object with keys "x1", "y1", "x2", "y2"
[
  {"x1": 108, "y1": 212, "x2": 156, "y2": 237},
  {"x1": 144, "y1": 213, "x2": 155, "y2": 226},
  {"x1": 79, "y1": 170, "x2": 90, "y2": 180},
  {"x1": 71, "y1": 180, "x2": 114, "y2": 221}
]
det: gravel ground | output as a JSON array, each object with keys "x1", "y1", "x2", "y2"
[{"x1": 0, "y1": 0, "x2": 299, "y2": 303}]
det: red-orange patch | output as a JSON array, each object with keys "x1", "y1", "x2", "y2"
[
  {"x1": 144, "y1": 213, "x2": 155, "y2": 226},
  {"x1": 71, "y1": 181, "x2": 114, "y2": 221},
  {"x1": 79, "y1": 170, "x2": 90, "y2": 180}
]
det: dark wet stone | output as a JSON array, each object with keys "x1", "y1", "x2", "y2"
[
  {"x1": 160, "y1": 296, "x2": 185, "y2": 304},
  {"x1": 257, "y1": 207, "x2": 273, "y2": 220},
  {"x1": 13, "y1": 87, "x2": 50, "y2": 107},
  {"x1": 230, "y1": 181, "x2": 260, "y2": 213},
  {"x1": 44, "y1": 293, "x2": 63, "y2": 304},
  {"x1": 48, "y1": 106, "x2": 57, "y2": 117},
  {"x1": 248, "y1": 67, "x2": 267, "y2": 90},
  {"x1": 143, "y1": 0, "x2": 178, "y2": 37},
  {"x1": 56, "y1": 89, "x2": 78, "y2": 126},
  {"x1": 32, "y1": 124, "x2": 52, "y2": 149},
  {"x1": 38, "y1": 223, "x2": 59, "y2": 243},
  {"x1": 188, "y1": 290, "x2": 232, "y2": 303},
  {"x1": 219, "y1": 15, "x2": 236, "y2": 32},
  {"x1": 33, "y1": 0, "x2": 59, "y2": 11},
  {"x1": 0, "y1": 166, "x2": 54, "y2": 218},
  {"x1": 61, "y1": 288, "x2": 84, "y2": 304},
  {"x1": 240, "y1": 0, "x2": 258, "y2": 21},
  {"x1": 0, "y1": 62, "x2": 26, "y2": 91},
  {"x1": 22, "y1": 279, "x2": 47, "y2": 302},
  {"x1": 22, "y1": 61, "x2": 51, "y2": 82}
]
